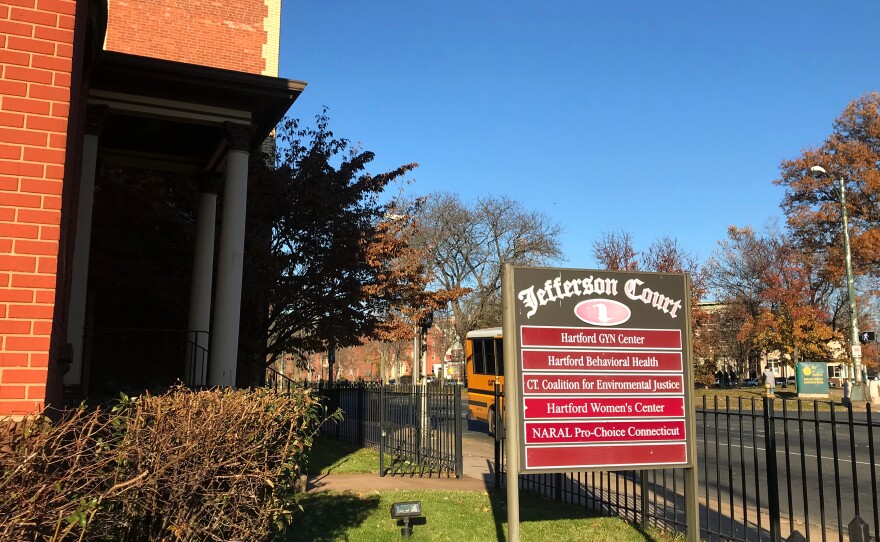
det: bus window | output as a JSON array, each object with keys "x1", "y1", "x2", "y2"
[
  {"x1": 473, "y1": 338, "x2": 487, "y2": 375},
  {"x1": 470, "y1": 339, "x2": 482, "y2": 374},
  {"x1": 495, "y1": 338, "x2": 504, "y2": 376},
  {"x1": 484, "y1": 339, "x2": 496, "y2": 375}
]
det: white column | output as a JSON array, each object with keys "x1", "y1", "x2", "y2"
[
  {"x1": 185, "y1": 173, "x2": 219, "y2": 386},
  {"x1": 208, "y1": 123, "x2": 252, "y2": 387},
  {"x1": 65, "y1": 105, "x2": 105, "y2": 388}
]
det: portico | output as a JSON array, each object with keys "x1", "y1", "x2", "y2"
[{"x1": 63, "y1": 51, "x2": 304, "y2": 399}]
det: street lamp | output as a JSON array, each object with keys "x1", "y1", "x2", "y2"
[{"x1": 810, "y1": 165, "x2": 866, "y2": 402}]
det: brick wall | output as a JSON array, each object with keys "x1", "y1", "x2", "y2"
[
  {"x1": 0, "y1": 0, "x2": 76, "y2": 418},
  {"x1": 262, "y1": 0, "x2": 280, "y2": 77},
  {"x1": 105, "y1": 0, "x2": 273, "y2": 75}
]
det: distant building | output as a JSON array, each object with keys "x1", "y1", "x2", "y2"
[
  {"x1": 696, "y1": 301, "x2": 855, "y2": 386},
  {"x1": 283, "y1": 320, "x2": 465, "y2": 383}
]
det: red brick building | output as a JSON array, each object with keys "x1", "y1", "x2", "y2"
[
  {"x1": 290, "y1": 325, "x2": 465, "y2": 383},
  {"x1": 0, "y1": 0, "x2": 304, "y2": 418}
]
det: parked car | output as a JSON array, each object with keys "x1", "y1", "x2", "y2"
[{"x1": 742, "y1": 378, "x2": 760, "y2": 387}]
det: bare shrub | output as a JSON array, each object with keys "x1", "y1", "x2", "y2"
[{"x1": 0, "y1": 386, "x2": 325, "y2": 541}]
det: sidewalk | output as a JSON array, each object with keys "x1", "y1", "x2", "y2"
[
  {"x1": 305, "y1": 471, "x2": 492, "y2": 493},
  {"x1": 306, "y1": 431, "x2": 500, "y2": 494}
]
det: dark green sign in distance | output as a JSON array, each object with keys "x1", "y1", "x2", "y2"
[{"x1": 796, "y1": 361, "x2": 829, "y2": 398}]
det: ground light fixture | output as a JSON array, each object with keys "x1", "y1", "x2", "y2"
[{"x1": 390, "y1": 501, "x2": 423, "y2": 538}]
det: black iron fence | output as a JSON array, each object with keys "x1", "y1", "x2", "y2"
[
  {"x1": 81, "y1": 327, "x2": 209, "y2": 396},
  {"x1": 378, "y1": 383, "x2": 464, "y2": 478},
  {"x1": 494, "y1": 390, "x2": 879, "y2": 542},
  {"x1": 285, "y1": 381, "x2": 464, "y2": 478},
  {"x1": 79, "y1": 330, "x2": 876, "y2": 540},
  {"x1": 76, "y1": 333, "x2": 464, "y2": 478}
]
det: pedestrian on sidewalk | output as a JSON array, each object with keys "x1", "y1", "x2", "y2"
[{"x1": 762, "y1": 366, "x2": 776, "y2": 395}]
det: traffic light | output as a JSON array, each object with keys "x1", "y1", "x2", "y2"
[{"x1": 859, "y1": 331, "x2": 876, "y2": 344}]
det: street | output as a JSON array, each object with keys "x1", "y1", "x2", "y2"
[
  {"x1": 459, "y1": 404, "x2": 880, "y2": 538},
  {"x1": 697, "y1": 410, "x2": 879, "y2": 536}
]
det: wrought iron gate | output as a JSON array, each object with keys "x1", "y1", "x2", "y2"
[{"x1": 379, "y1": 383, "x2": 464, "y2": 477}]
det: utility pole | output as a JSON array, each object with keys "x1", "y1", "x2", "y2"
[
  {"x1": 811, "y1": 166, "x2": 867, "y2": 402},
  {"x1": 413, "y1": 324, "x2": 422, "y2": 382}
]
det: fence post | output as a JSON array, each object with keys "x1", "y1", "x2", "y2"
[
  {"x1": 640, "y1": 471, "x2": 649, "y2": 528},
  {"x1": 849, "y1": 516, "x2": 871, "y2": 542},
  {"x1": 334, "y1": 385, "x2": 341, "y2": 439},
  {"x1": 454, "y1": 383, "x2": 463, "y2": 478},
  {"x1": 554, "y1": 473, "x2": 563, "y2": 502},
  {"x1": 763, "y1": 396, "x2": 781, "y2": 542},
  {"x1": 357, "y1": 383, "x2": 364, "y2": 446},
  {"x1": 867, "y1": 405, "x2": 879, "y2": 539},
  {"x1": 414, "y1": 384, "x2": 422, "y2": 467},
  {"x1": 494, "y1": 381, "x2": 502, "y2": 489},
  {"x1": 379, "y1": 385, "x2": 386, "y2": 476},
  {"x1": 847, "y1": 405, "x2": 861, "y2": 518}
]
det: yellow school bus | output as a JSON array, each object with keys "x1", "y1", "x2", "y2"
[{"x1": 465, "y1": 327, "x2": 504, "y2": 435}]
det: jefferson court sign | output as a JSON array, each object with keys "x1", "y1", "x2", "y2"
[{"x1": 502, "y1": 266, "x2": 697, "y2": 473}]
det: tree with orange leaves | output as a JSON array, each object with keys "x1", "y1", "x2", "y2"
[
  {"x1": 710, "y1": 225, "x2": 838, "y2": 375},
  {"x1": 777, "y1": 93, "x2": 880, "y2": 286},
  {"x1": 775, "y1": 92, "x2": 880, "y2": 375},
  {"x1": 739, "y1": 231, "x2": 836, "y2": 363}
]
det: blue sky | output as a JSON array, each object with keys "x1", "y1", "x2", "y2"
[{"x1": 279, "y1": 1, "x2": 880, "y2": 269}]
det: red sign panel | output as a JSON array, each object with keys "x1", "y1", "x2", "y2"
[
  {"x1": 521, "y1": 326, "x2": 682, "y2": 349},
  {"x1": 526, "y1": 442, "x2": 688, "y2": 469},
  {"x1": 523, "y1": 396, "x2": 685, "y2": 419},
  {"x1": 521, "y1": 350, "x2": 683, "y2": 372},
  {"x1": 522, "y1": 374, "x2": 684, "y2": 395},
  {"x1": 524, "y1": 420, "x2": 686, "y2": 444}
]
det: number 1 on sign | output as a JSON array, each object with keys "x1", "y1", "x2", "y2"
[{"x1": 596, "y1": 303, "x2": 611, "y2": 323}]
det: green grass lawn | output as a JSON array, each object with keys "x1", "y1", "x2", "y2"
[
  {"x1": 291, "y1": 383, "x2": 866, "y2": 541},
  {"x1": 693, "y1": 385, "x2": 859, "y2": 411},
  {"x1": 305, "y1": 435, "x2": 381, "y2": 475},
  {"x1": 286, "y1": 488, "x2": 678, "y2": 542},
  {"x1": 296, "y1": 436, "x2": 681, "y2": 542}
]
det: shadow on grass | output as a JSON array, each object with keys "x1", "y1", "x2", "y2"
[
  {"x1": 486, "y1": 489, "x2": 663, "y2": 542},
  {"x1": 305, "y1": 436, "x2": 366, "y2": 474},
  {"x1": 283, "y1": 492, "x2": 381, "y2": 541}
]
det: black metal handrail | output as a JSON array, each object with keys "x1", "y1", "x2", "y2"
[
  {"x1": 185, "y1": 330, "x2": 209, "y2": 387},
  {"x1": 82, "y1": 327, "x2": 209, "y2": 395},
  {"x1": 235, "y1": 348, "x2": 302, "y2": 394}
]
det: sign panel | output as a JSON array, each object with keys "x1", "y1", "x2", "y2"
[
  {"x1": 522, "y1": 374, "x2": 685, "y2": 394},
  {"x1": 521, "y1": 327, "x2": 682, "y2": 349},
  {"x1": 523, "y1": 396, "x2": 686, "y2": 418},
  {"x1": 524, "y1": 420, "x2": 687, "y2": 444},
  {"x1": 525, "y1": 442, "x2": 688, "y2": 469},
  {"x1": 521, "y1": 350, "x2": 683, "y2": 372},
  {"x1": 795, "y1": 361, "x2": 829, "y2": 397},
  {"x1": 504, "y1": 267, "x2": 695, "y2": 473}
]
